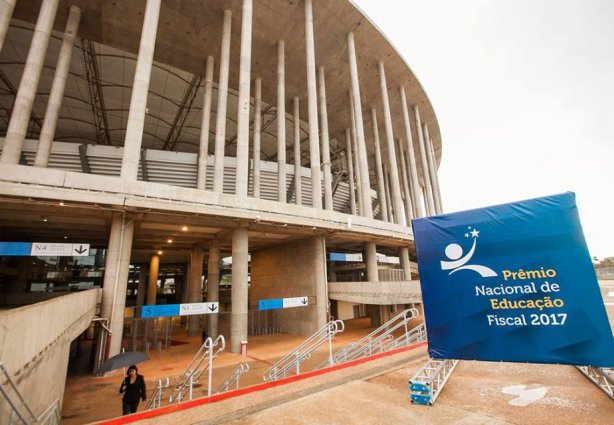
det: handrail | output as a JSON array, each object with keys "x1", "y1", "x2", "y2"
[
  {"x1": 35, "y1": 398, "x2": 61, "y2": 425},
  {"x1": 0, "y1": 362, "x2": 36, "y2": 424},
  {"x1": 263, "y1": 320, "x2": 345, "y2": 381},
  {"x1": 316, "y1": 308, "x2": 420, "y2": 369},
  {"x1": 0, "y1": 364, "x2": 63, "y2": 425},
  {"x1": 146, "y1": 377, "x2": 170, "y2": 410},
  {"x1": 215, "y1": 363, "x2": 250, "y2": 394},
  {"x1": 382, "y1": 322, "x2": 427, "y2": 351},
  {"x1": 169, "y1": 335, "x2": 225, "y2": 403}
]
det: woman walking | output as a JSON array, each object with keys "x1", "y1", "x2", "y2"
[{"x1": 119, "y1": 365, "x2": 147, "y2": 415}]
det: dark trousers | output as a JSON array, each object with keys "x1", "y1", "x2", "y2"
[{"x1": 122, "y1": 400, "x2": 139, "y2": 415}]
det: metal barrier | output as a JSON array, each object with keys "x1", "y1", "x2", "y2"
[
  {"x1": 409, "y1": 358, "x2": 459, "y2": 405},
  {"x1": 0, "y1": 363, "x2": 61, "y2": 424},
  {"x1": 215, "y1": 363, "x2": 250, "y2": 394},
  {"x1": 168, "y1": 335, "x2": 225, "y2": 403},
  {"x1": 126, "y1": 316, "x2": 173, "y2": 352},
  {"x1": 317, "y1": 308, "x2": 420, "y2": 369},
  {"x1": 576, "y1": 365, "x2": 614, "y2": 400},
  {"x1": 263, "y1": 320, "x2": 345, "y2": 381}
]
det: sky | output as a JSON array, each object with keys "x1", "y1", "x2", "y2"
[{"x1": 353, "y1": 0, "x2": 614, "y2": 259}]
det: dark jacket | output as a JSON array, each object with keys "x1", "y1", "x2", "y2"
[{"x1": 119, "y1": 374, "x2": 147, "y2": 403}]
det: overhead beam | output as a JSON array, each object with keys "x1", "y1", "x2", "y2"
[
  {"x1": 81, "y1": 39, "x2": 111, "y2": 145},
  {"x1": 163, "y1": 73, "x2": 202, "y2": 151}
]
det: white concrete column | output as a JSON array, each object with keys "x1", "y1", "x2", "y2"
[
  {"x1": 181, "y1": 263, "x2": 190, "y2": 304},
  {"x1": 383, "y1": 163, "x2": 393, "y2": 222},
  {"x1": 34, "y1": 5, "x2": 80, "y2": 168},
  {"x1": 314, "y1": 236, "x2": 327, "y2": 329},
  {"x1": 136, "y1": 265, "x2": 147, "y2": 307},
  {"x1": 347, "y1": 31, "x2": 372, "y2": 219},
  {"x1": 146, "y1": 253, "x2": 160, "y2": 305},
  {"x1": 235, "y1": 0, "x2": 252, "y2": 197},
  {"x1": 399, "y1": 87, "x2": 424, "y2": 217},
  {"x1": 206, "y1": 239, "x2": 221, "y2": 338},
  {"x1": 370, "y1": 109, "x2": 388, "y2": 222},
  {"x1": 277, "y1": 41, "x2": 287, "y2": 203},
  {"x1": 365, "y1": 241, "x2": 378, "y2": 282},
  {"x1": 100, "y1": 212, "x2": 135, "y2": 358},
  {"x1": 349, "y1": 93, "x2": 363, "y2": 216},
  {"x1": 424, "y1": 124, "x2": 443, "y2": 214},
  {"x1": 188, "y1": 245, "x2": 204, "y2": 336},
  {"x1": 230, "y1": 227, "x2": 249, "y2": 353},
  {"x1": 304, "y1": 0, "x2": 322, "y2": 209},
  {"x1": 397, "y1": 138, "x2": 414, "y2": 224},
  {"x1": 414, "y1": 106, "x2": 435, "y2": 215},
  {"x1": 318, "y1": 67, "x2": 333, "y2": 211},
  {"x1": 213, "y1": 10, "x2": 232, "y2": 193},
  {"x1": 252, "y1": 78, "x2": 262, "y2": 198},
  {"x1": 378, "y1": 61, "x2": 405, "y2": 225},
  {"x1": 399, "y1": 247, "x2": 412, "y2": 280},
  {"x1": 293, "y1": 97, "x2": 302, "y2": 205},
  {"x1": 118, "y1": 0, "x2": 160, "y2": 180},
  {"x1": 0, "y1": 0, "x2": 17, "y2": 53},
  {"x1": 345, "y1": 129, "x2": 356, "y2": 215},
  {"x1": 197, "y1": 56, "x2": 215, "y2": 190},
  {"x1": 1, "y1": 0, "x2": 59, "y2": 164}
]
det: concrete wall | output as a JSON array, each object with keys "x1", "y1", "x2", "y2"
[
  {"x1": 328, "y1": 280, "x2": 422, "y2": 305},
  {"x1": 337, "y1": 301, "x2": 356, "y2": 320},
  {"x1": 250, "y1": 237, "x2": 326, "y2": 336},
  {"x1": 0, "y1": 289, "x2": 99, "y2": 416}
]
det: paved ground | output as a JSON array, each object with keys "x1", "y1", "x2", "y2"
[{"x1": 62, "y1": 281, "x2": 614, "y2": 424}]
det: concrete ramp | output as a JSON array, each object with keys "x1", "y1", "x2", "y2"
[{"x1": 0, "y1": 289, "x2": 99, "y2": 416}]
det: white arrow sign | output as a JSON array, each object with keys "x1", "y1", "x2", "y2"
[
  {"x1": 179, "y1": 302, "x2": 219, "y2": 316},
  {"x1": 283, "y1": 296, "x2": 309, "y2": 309},
  {"x1": 31, "y1": 243, "x2": 90, "y2": 257}
]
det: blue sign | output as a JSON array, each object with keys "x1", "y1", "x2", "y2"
[
  {"x1": 0, "y1": 242, "x2": 32, "y2": 256},
  {"x1": 141, "y1": 304, "x2": 180, "y2": 318},
  {"x1": 412, "y1": 192, "x2": 614, "y2": 367},
  {"x1": 258, "y1": 298, "x2": 283, "y2": 311}
]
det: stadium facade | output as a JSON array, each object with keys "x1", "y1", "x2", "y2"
[{"x1": 0, "y1": 0, "x2": 442, "y2": 412}]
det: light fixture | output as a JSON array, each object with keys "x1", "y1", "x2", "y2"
[
  {"x1": 42, "y1": 216, "x2": 48, "y2": 222},
  {"x1": 181, "y1": 226, "x2": 188, "y2": 231},
  {"x1": 64, "y1": 236, "x2": 68, "y2": 239},
  {"x1": 59, "y1": 201, "x2": 65, "y2": 206},
  {"x1": 157, "y1": 250, "x2": 163, "y2": 255},
  {"x1": 167, "y1": 239, "x2": 173, "y2": 244}
]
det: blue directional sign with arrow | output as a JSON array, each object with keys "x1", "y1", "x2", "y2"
[{"x1": 258, "y1": 296, "x2": 309, "y2": 310}]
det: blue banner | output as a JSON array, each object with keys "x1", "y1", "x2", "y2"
[
  {"x1": 141, "y1": 304, "x2": 180, "y2": 318},
  {"x1": 412, "y1": 192, "x2": 614, "y2": 366},
  {"x1": 258, "y1": 298, "x2": 283, "y2": 311},
  {"x1": 0, "y1": 242, "x2": 32, "y2": 256}
]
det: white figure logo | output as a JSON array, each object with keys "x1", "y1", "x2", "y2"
[{"x1": 440, "y1": 226, "x2": 497, "y2": 277}]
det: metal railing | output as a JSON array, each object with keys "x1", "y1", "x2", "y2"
[
  {"x1": 381, "y1": 322, "x2": 427, "y2": 351},
  {"x1": 409, "y1": 358, "x2": 459, "y2": 405},
  {"x1": 168, "y1": 335, "x2": 225, "y2": 403},
  {"x1": 146, "y1": 377, "x2": 170, "y2": 410},
  {"x1": 0, "y1": 363, "x2": 61, "y2": 424},
  {"x1": 215, "y1": 363, "x2": 250, "y2": 394},
  {"x1": 126, "y1": 316, "x2": 173, "y2": 352},
  {"x1": 316, "y1": 308, "x2": 420, "y2": 369},
  {"x1": 377, "y1": 268, "x2": 407, "y2": 282},
  {"x1": 263, "y1": 320, "x2": 345, "y2": 382}
]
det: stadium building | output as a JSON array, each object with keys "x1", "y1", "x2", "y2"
[{"x1": 0, "y1": 0, "x2": 442, "y2": 412}]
